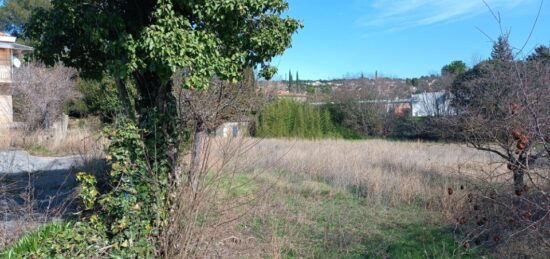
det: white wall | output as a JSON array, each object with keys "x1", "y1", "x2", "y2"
[
  {"x1": 0, "y1": 94, "x2": 13, "y2": 125},
  {"x1": 411, "y1": 92, "x2": 454, "y2": 117}
]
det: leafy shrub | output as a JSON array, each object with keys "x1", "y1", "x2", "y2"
[
  {"x1": 66, "y1": 77, "x2": 132, "y2": 122},
  {"x1": 1, "y1": 120, "x2": 169, "y2": 257}
]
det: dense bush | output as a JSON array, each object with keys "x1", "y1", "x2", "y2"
[
  {"x1": 255, "y1": 99, "x2": 349, "y2": 139},
  {"x1": 66, "y1": 77, "x2": 134, "y2": 122},
  {"x1": 329, "y1": 102, "x2": 458, "y2": 141}
]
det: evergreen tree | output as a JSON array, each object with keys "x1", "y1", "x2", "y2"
[
  {"x1": 491, "y1": 35, "x2": 514, "y2": 62},
  {"x1": 527, "y1": 45, "x2": 550, "y2": 64},
  {"x1": 288, "y1": 69, "x2": 293, "y2": 92},
  {"x1": 295, "y1": 71, "x2": 300, "y2": 92},
  {"x1": 256, "y1": 99, "x2": 341, "y2": 139}
]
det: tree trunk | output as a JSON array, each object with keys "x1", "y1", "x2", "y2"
[
  {"x1": 188, "y1": 120, "x2": 207, "y2": 192},
  {"x1": 133, "y1": 71, "x2": 181, "y2": 186},
  {"x1": 115, "y1": 78, "x2": 136, "y2": 121},
  {"x1": 513, "y1": 167, "x2": 525, "y2": 195},
  {"x1": 511, "y1": 155, "x2": 527, "y2": 195}
]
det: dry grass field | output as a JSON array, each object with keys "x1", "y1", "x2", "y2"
[
  {"x1": 169, "y1": 137, "x2": 503, "y2": 257},
  {"x1": 210, "y1": 138, "x2": 500, "y2": 206},
  {"x1": 3, "y1": 135, "x2": 537, "y2": 257}
]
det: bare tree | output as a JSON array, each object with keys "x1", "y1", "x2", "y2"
[
  {"x1": 173, "y1": 68, "x2": 260, "y2": 191},
  {"x1": 452, "y1": 52, "x2": 549, "y2": 192},
  {"x1": 329, "y1": 78, "x2": 391, "y2": 136},
  {"x1": 449, "y1": 39, "x2": 550, "y2": 254},
  {"x1": 12, "y1": 63, "x2": 77, "y2": 130}
]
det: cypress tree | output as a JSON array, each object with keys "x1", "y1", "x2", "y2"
[
  {"x1": 288, "y1": 69, "x2": 293, "y2": 92},
  {"x1": 296, "y1": 71, "x2": 300, "y2": 92}
]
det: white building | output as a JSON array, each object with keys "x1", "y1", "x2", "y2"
[
  {"x1": 0, "y1": 33, "x2": 33, "y2": 127},
  {"x1": 411, "y1": 91, "x2": 455, "y2": 117}
]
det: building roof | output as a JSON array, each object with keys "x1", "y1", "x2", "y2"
[{"x1": 0, "y1": 42, "x2": 33, "y2": 51}]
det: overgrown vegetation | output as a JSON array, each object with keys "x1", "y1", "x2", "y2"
[
  {"x1": 1, "y1": 0, "x2": 548, "y2": 257},
  {"x1": 255, "y1": 99, "x2": 355, "y2": 139},
  {"x1": 10, "y1": 0, "x2": 302, "y2": 257}
]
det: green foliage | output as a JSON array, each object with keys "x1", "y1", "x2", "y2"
[
  {"x1": 1, "y1": 221, "x2": 73, "y2": 258},
  {"x1": 3, "y1": 121, "x2": 168, "y2": 257},
  {"x1": 22, "y1": 0, "x2": 301, "y2": 256},
  {"x1": 442, "y1": 60, "x2": 467, "y2": 76},
  {"x1": 238, "y1": 172, "x2": 477, "y2": 258},
  {"x1": 26, "y1": 0, "x2": 302, "y2": 86},
  {"x1": 288, "y1": 69, "x2": 293, "y2": 92},
  {"x1": 92, "y1": 120, "x2": 168, "y2": 257},
  {"x1": 527, "y1": 44, "x2": 550, "y2": 64},
  {"x1": 256, "y1": 99, "x2": 343, "y2": 139},
  {"x1": 0, "y1": 0, "x2": 50, "y2": 37},
  {"x1": 76, "y1": 172, "x2": 99, "y2": 210},
  {"x1": 67, "y1": 77, "x2": 134, "y2": 122}
]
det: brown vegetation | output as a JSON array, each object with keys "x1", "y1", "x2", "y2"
[
  {"x1": 209, "y1": 138, "x2": 496, "y2": 207},
  {"x1": 0, "y1": 127, "x2": 105, "y2": 156},
  {"x1": 12, "y1": 63, "x2": 77, "y2": 130}
]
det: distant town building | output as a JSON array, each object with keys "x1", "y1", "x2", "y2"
[
  {"x1": 411, "y1": 91, "x2": 454, "y2": 117},
  {"x1": 0, "y1": 33, "x2": 33, "y2": 126}
]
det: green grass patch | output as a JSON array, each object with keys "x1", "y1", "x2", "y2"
[
  {"x1": 1, "y1": 221, "x2": 73, "y2": 258},
  {"x1": 233, "y1": 171, "x2": 479, "y2": 258}
]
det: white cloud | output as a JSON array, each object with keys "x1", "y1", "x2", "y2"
[{"x1": 358, "y1": 0, "x2": 532, "y2": 30}]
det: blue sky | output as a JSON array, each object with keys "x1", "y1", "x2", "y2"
[{"x1": 271, "y1": 0, "x2": 550, "y2": 80}]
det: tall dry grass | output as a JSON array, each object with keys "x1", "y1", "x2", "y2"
[
  {"x1": 204, "y1": 138, "x2": 550, "y2": 257},
  {"x1": 163, "y1": 137, "x2": 500, "y2": 257},
  {"x1": 0, "y1": 128, "x2": 106, "y2": 156},
  {"x1": 209, "y1": 138, "x2": 501, "y2": 207}
]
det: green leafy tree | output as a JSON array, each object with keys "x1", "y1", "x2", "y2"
[
  {"x1": 441, "y1": 60, "x2": 467, "y2": 76},
  {"x1": 27, "y1": 0, "x2": 300, "y2": 182},
  {"x1": 25, "y1": 0, "x2": 301, "y2": 256},
  {"x1": 0, "y1": 0, "x2": 50, "y2": 37},
  {"x1": 69, "y1": 76, "x2": 135, "y2": 122},
  {"x1": 256, "y1": 99, "x2": 341, "y2": 139}
]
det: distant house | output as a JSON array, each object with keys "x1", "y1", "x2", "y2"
[
  {"x1": 215, "y1": 121, "x2": 249, "y2": 138},
  {"x1": 0, "y1": 33, "x2": 33, "y2": 126},
  {"x1": 411, "y1": 91, "x2": 454, "y2": 117}
]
